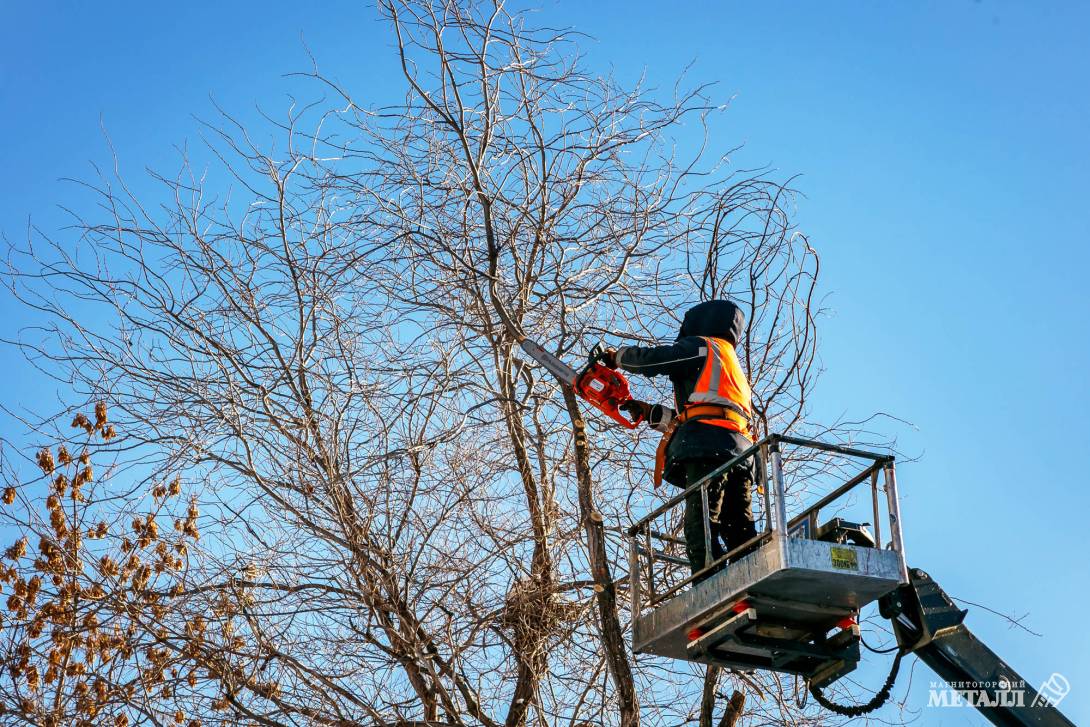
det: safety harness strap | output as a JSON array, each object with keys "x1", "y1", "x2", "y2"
[{"x1": 653, "y1": 403, "x2": 751, "y2": 487}]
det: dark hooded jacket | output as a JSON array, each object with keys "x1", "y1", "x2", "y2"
[{"x1": 616, "y1": 300, "x2": 752, "y2": 485}]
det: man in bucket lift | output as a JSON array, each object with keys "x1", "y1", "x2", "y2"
[{"x1": 602, "y1": 299, "x2": 758, "y2": 579}]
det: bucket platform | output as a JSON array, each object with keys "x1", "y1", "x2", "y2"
[{"x1": 626, "y1": 435, "x2": 909, "y2": 688}]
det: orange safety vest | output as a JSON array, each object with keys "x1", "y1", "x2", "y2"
[{"x1": 653, "y1": 337, "x2": 753, "y2": 486}]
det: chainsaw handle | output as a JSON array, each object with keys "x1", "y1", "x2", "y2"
[
  {"x1": 587, "y1": 342, "x2": 607, "y2": 367},
  {"x1": 606, "y1": 402, "x2": 644, "y2": 430}
]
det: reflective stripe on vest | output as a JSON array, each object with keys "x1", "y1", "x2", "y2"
[{"x1": 688, "y1": 336, "x2": 752, "y2": 418}]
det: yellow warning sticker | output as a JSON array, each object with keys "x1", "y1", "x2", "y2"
[{"x1": 830, "y1": 546, "x2": 859, "y2": 571}]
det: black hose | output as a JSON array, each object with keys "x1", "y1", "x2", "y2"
[
  {"x1": 808, "y1": 648, "x2": 906, "y2": 717},
  {"x1": 861, "y1": 635, "x2": 901, "y2": 654}
]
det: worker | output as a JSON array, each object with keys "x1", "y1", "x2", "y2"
[{"x1": 602, "y1": 299, "x2": 758, "y2": 579}]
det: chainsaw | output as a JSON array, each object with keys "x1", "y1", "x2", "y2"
[{"x1": 519, "y1": 339, "x2": 644, "y2": 429}]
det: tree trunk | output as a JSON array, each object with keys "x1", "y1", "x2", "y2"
[{"x1": 563, "y1": 388, "x2": 640, "y2": 727}]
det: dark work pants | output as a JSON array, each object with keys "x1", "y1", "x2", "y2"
[{"x1": 682, "y1": 459, "x2": 757, "y2": 577}]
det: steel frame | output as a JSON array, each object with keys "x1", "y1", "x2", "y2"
[{"x1": 626, "y1": 433, "x2": 908, "y2": 613}]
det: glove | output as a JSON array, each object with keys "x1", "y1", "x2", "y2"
[
  {"x1": 599, "y1": 347, "x2": 620, "y2": 369},
  {"x1": 620, "y1": 399, "x2": 653, "y2": 423}
]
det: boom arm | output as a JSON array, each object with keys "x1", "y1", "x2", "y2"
[{"x1": 879, "y1": 568, "x2": 1076, "y2": 726}]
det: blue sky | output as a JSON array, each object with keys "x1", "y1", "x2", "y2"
[{"x1": 2, "y1": 1, "x2": 1087, "y2": 723}]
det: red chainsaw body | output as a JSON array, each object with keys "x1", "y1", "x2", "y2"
[{"x1": 575, "y1": 362, "x2": 643, "y2": 429}]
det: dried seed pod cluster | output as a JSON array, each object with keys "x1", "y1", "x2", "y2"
[{"x1": 1, "y1": 404, "x2": 207, "y2": 726}]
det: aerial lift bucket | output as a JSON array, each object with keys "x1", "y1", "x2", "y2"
[{"x1": 626, "y1": 435, "x2": 908, "y2": 688}]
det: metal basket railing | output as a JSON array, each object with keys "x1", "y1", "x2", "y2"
[{"x1": 625, "y1": 434, "x2": 907, "y2": 615}]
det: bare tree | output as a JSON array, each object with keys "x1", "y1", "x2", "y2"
[{"x1": 3, "y1": 2, "x2": 838, "y2": 725}]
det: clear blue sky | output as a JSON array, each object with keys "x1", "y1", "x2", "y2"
[{"x1": 2, "y1": 2, "x2": 1087, "y2": 723}]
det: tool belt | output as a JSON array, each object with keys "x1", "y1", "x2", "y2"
[{"x1": 653, "y1": 403, "x2": 751, "y2": 487}]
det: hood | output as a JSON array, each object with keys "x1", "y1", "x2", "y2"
[{"x1": 678, "y1": 299, "x2": 746, "y2": 345}]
